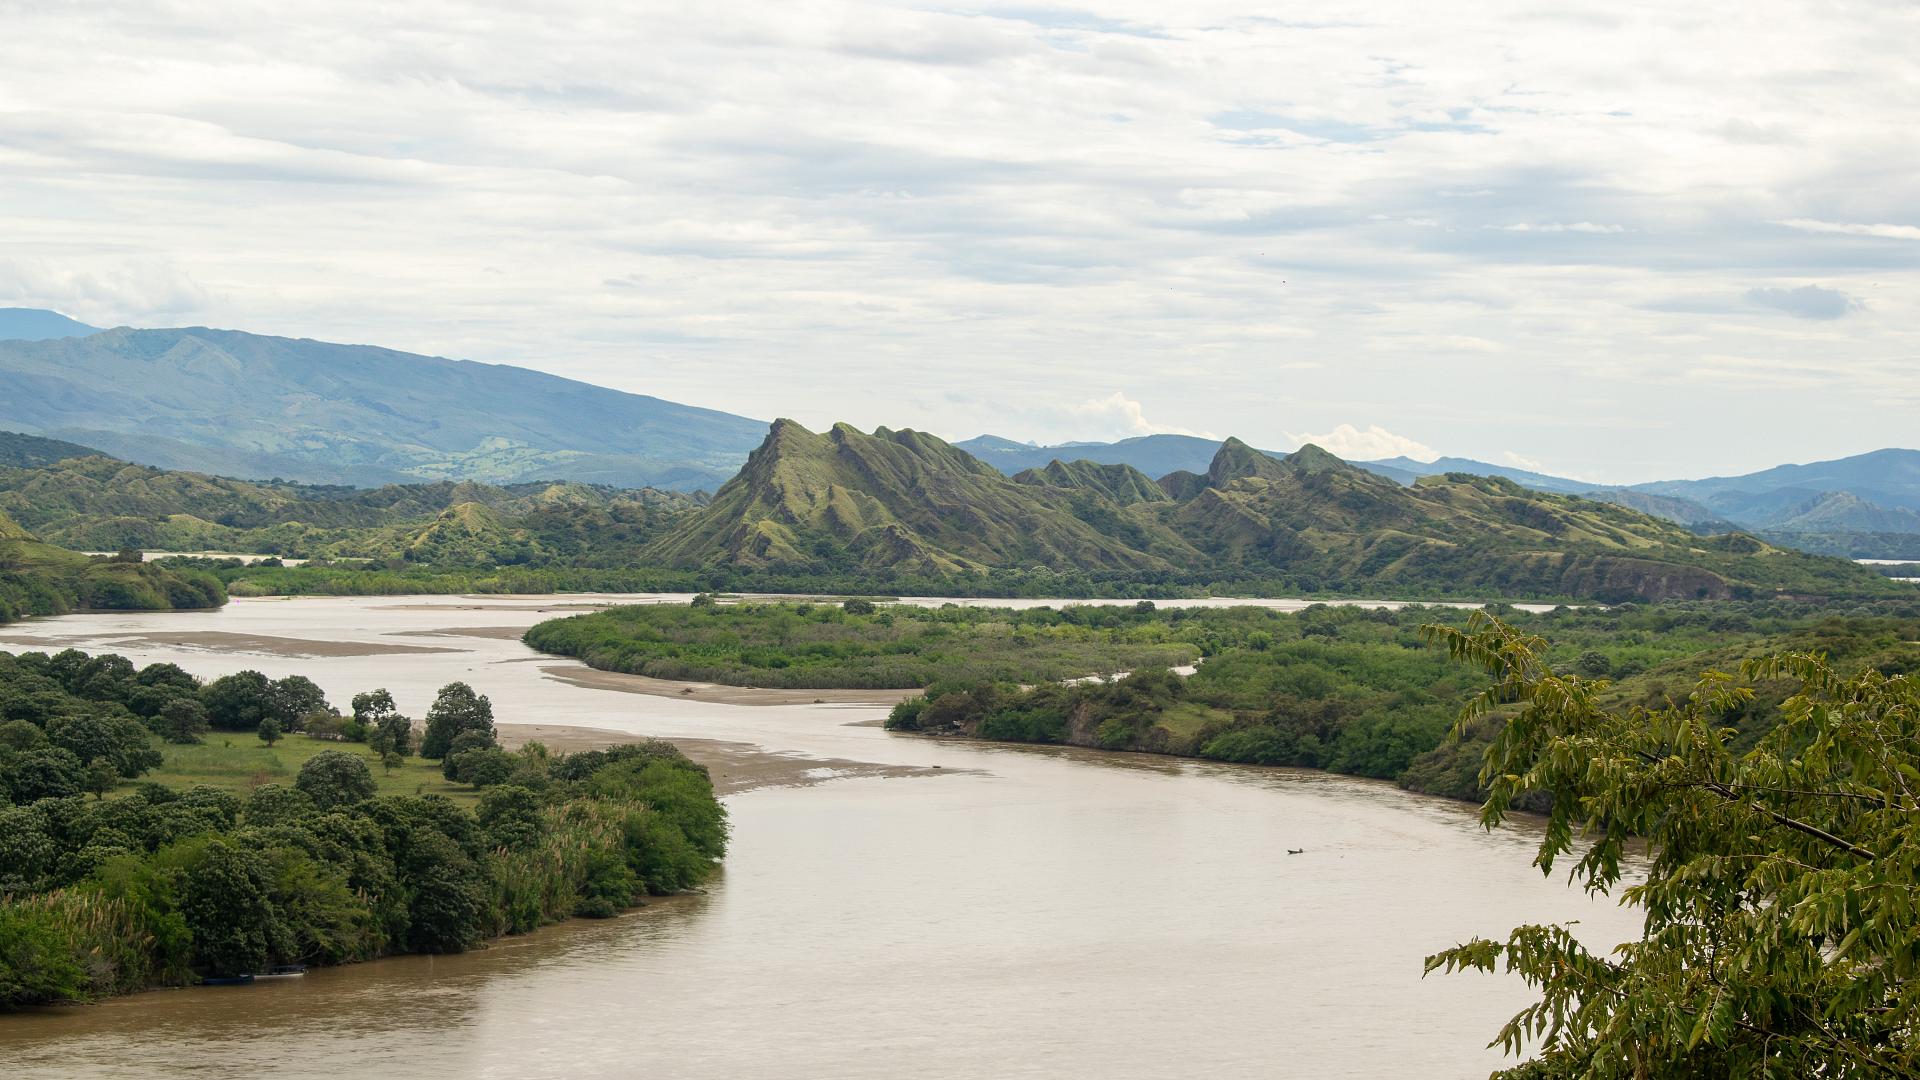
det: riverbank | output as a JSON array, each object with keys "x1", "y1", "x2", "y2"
[{"x1": 495, "y1": 723, "x2": 953, "y2": 794}]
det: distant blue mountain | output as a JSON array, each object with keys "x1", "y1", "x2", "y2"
[
  {"x1": 1361, "y1": 455, "x2": 1602, "y2": 494},
  {"x1": 1635, "y1": 449, "x2": 1920, "y2": 515},
  {"x1": 957, "y1": 431, "x2": 1920, "y2": 554},
  {"x1": 956, "y1": 433, "x2": 1250, "y2": 478},
  {"x1": 0, "y1": 308, "x2": 100, "y2": 342},
  {"x1": 0, "y1": 317, "x2": 767, "y2": 490}
]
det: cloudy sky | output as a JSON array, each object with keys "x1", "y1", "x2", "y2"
[{"x1": 2, "y1": 1, "x2": 1915, "y2": 482}]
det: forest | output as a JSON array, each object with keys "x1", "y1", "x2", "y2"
[{"x1": 0, "y1": 649, "x2": 728, "y2": 1007}]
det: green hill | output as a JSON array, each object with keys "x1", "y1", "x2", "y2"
[
  {"x1": 0, "y1": 450, "x2": 701, "y2": 564},
  {"x1": 0, "y1": 321, "x2": 767, "y2": 490},
  {"x1": 0, "y1": 512, "x2": 226, "y2": 623},
  {"x1": 0, "y1": 431, "x2": 101, "y2": 469},
  {"x1": 646, "y1": 420, "x2": 1172, "y2": 575},
  {"x1": 1010, "y1": 459, "x2": 1171, "y2": 505},
  {"x1": 649, "y1": 422, "x2": 1896, "y2": 602}
]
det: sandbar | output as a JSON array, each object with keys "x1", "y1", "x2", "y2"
[
  {"x1": 539, "y1": 664, "x2": 922, "y2": 707},
  {"x1": 495, "y1": 723, "x2": 961, "y2": 795}
]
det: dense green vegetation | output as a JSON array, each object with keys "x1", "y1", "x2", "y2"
[
  {"x1": 531, "y1": 597, "x2": 1920, "y2": 802},
  {"x1": 0, "y1": 512, "x2": 225, "y2": 624},
  {"x1": 0, "y1": 648, "x2": 727, "y2": 1007},
  {"x1": 525, "y1": 599, "x2": 1202, "y2": 688},
  {"x1": 637, "y1": 421, "x2": 1898, "y2": 602},
  {"x1": 905, "y1": 601, "x2": 1920, "y2": 800},
  {"x1": 1426, "y1": 615, "x2": 1919, "y2": 1076},
  {"x1": 0, "y1": 427, "x2": 1900, "y2": 605},
  {"x1": 0, "y1": 448, "x2": 698, "y2": 564},
  {"x1": 205, "y1": 559, "x2": 1199, "y2": 600}
]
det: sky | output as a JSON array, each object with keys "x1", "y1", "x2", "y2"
[{"x1": 1, "y1": 1, "x2": 1915, "y2": 483}]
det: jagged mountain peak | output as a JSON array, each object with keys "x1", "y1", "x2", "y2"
[
  {"x1": 1206, "y1": 437, "x2": 1290, "y2": 487},
  {"x1": 1279, "y1": 443, "x2": 1349, "y2": 475}
]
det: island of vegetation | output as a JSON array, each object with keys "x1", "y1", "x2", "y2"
[
  {"x1": 526, "y1": 596, "x2": 1920, "y2": 804},
  {"x1": 0, "y1": 648, "x2": 727, "y2": 1008}
]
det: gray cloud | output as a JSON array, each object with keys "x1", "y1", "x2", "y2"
[{"x1": 1744, "y1": 284, "x2": 1859, "y2": 320}]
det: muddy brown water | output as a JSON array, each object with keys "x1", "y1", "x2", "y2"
[{"x1": 0, "y1": 595, "x2": 1640, "y2": 1079}]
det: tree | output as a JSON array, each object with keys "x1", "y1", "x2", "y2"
[
  {"x1": 476, "y1": 785, "x2": 544, "y2": 850},
  {"x1": 444, "y1": 746, "x2": 515, "y2": 786},
  {"x1": 84, "y1": 758, "x2": 117, "y2": 799},
  {"x1": 1422, "y1": 614, "x2": 1920, "y2": 1077},
  {"x1": 200, "y1": 670, "x2": 275, "y2": 731},
  {"x1": 241, "y1": 784, "x2": 315, "y2": 827},
  {"x1": 842, "y1": 597, "x2": 876, "y2": 615},
  {"x1": 353, "y1": 688, "x2": 413, "y2": 756},
  {"x1": 295, "y1": 750, "x2": 377, "y2": 810},
  {"x1": 267, "y1": 675, "x2": 329, "y2": 729},
  {"x1": 419, "y1": 683, "x2": 494, "y2": 759},
  {"x1": 351, "y1": 688, "x2": 396, "y2": 725},
  {"x1": 45, "y1": 713, "x2": 160, "y2": 777},
  {"x1": 378, "y1": 713, "x2": 413, "y2": 757},
  {"x1": 1575, "y1": 650, "x2": 1612, "y2": 678},
  {"x1": 381, "y1": 750, "x2": 403, "y2": 776},
  {"x1": 257, "y1": 716, "x2": 283, "y2": 747},
  {"x1": 177, "y1": 838, "x2": 279, "y2": 977},
  {"x1": 159, "y1": 698, "x2": 211, "y2": 744}
]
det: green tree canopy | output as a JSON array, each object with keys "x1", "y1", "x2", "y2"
[
  {"x1": 294, "y1": 751, "x2": 377, "y2": 811},
  {"x1": 1423, "y1": 613, "x2": 1920, "y2": 1077},
  {"x1": 199, "y1": 670, "x2": 274, "y2": 731},
  {"x1": 419, "y1": 682, "x2": 494, "y2": 760},
  {"x1": 159, "y1": 698, "x2": 210, "y2": 745}
]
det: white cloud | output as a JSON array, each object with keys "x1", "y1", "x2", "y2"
[
  {"x1": 0, "y1": 259, "x2": 212, "y2": 324},
  {"x1": 1495, "y1": 222, "x2": 1624, "y2": 233},
  {"x1": 1063, "y1": 393, "x2": 1218, "y2": 440},
  {"x1": 1776, "y1": 219, "x2": 1920, "y2": 241},
  {"x1": 1287, "y1": 424, "x2": 1438, "y2": 463}
]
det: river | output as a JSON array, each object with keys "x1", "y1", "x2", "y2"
[{"x1": 0, "y1": 594, "x2": 1642, "y2": 1078}]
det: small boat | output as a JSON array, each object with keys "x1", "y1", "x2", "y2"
[
  {"x1": 255, "y1": 965, "x2": 308, "y2": 979},
  {"x1": 200, "y1": 974, "x2": 255, "y2": 986},
  {"x1": 1286, "y1": 848, "x2": 1305, "y2": 855}
]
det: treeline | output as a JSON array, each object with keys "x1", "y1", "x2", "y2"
[
  {"x1": 209, "y1": 560, "x2": 1207, "y2": 600},
  {"x1": 0, "y1": 650, "x2": 727, "y2": 1008},
  {"x1": 871, "y1": 599, "x2": 1920, "y2": 800},
  {"x1": 524, "y1": 598, "x2": 1203, "y2": 689},
  {"x1": 0, "y1": 549, "x2": 225, "y2": 625}
]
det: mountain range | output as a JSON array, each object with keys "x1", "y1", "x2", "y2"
[
  {"x1": 643, "y1": 421, "x2": 1889, "y2": 601},
  {"x1": 964, "y1": 434, "x2": 1920, "y2": 556},
  {"x1": 0, "y1": 308, "x2": 99, "y2": 342},
  {"x1": 0, "y1": 316, "x2": 766, "y2": 490},
  {"x1": 0, "y1": 423, "x2": 1897, "y2": 601},
  {"x1": 1, "y1": 308, "x2": 1913, "y2": 557}
]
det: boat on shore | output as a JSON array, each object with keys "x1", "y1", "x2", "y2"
[{"x1": 200, "y1": 965, "x2": 307, "y2": 986}]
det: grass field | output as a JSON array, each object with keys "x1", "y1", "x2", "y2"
[{"x1": 122, "y1": 732, "x2": 481, "y2": 803}]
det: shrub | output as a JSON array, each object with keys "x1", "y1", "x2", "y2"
[{"x1": 295, "y1": 751, "x2": 378, "y2": 810}]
